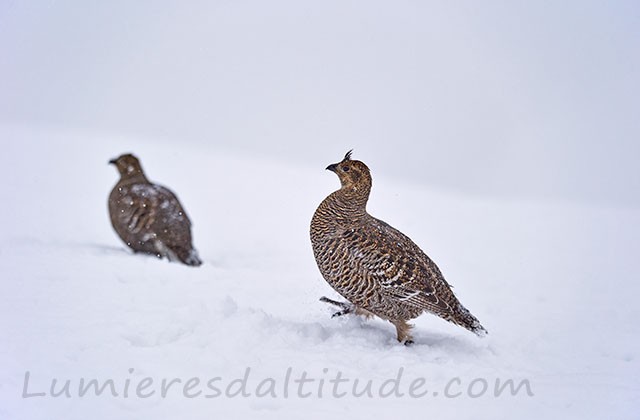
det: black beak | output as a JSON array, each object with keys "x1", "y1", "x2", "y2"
[
  {"x1": 108, "y1": 158, "x2": 117, "y2": 165},
  {"x1": 326, "y1": 163, "x2": 338, "y2": 172}
]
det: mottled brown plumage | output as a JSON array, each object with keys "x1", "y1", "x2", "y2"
[
  {"x1": 310, "y1": 151, "x2": 486, "y2": 343},
  {"x1": 108, "y1": 154, "x2": 202, "y2": 266}
]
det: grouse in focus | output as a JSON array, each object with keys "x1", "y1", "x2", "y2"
[
  {"x1": 108, "y1": 153, "x2": 202, "y2": 266},
  {"x1": 310, "y1": 151, "x2": 486, "y2": 343}
]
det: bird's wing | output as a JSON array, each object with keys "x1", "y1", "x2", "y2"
[
  {"x1": 115, "y1": 184, "x2": 159, "y2": 235},
  {"x1": 152, "y1": 185, "x2": 192, "y2": 227},
  {"x1": 143, "y1": 185, "x2": 196, "y2": 256},
  {"x1": 348, "y1": 219, "x2": 459, "y2": 316},
  {"x1": 383, "y1": 283, "x2": 458, "y2": 315}
]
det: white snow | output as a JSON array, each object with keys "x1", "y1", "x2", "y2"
[{"x1": 0, "y1": 126, "x2": 638, "y2": 419}]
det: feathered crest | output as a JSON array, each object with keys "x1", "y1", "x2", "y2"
[{"x1": 343, "y1": 150, "x2": 353, "y2": 161}]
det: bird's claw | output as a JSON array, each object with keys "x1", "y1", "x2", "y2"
[
  {"x1": 331, "y1": 309, "x2": 350, "y2": 318},
  {"x1": 320, "y1": 296, "x2": 355, "y2": 318}
]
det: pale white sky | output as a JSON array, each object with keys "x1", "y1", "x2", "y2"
[{"x1": 1, "y1": 1, "x2": 638, "y2": 206}]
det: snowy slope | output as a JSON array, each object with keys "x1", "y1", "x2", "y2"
[{"x1": 0, "y1": 125, "x2": 638, "y2": 419}]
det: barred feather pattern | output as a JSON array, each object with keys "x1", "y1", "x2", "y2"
[{"x1": 310, "y1": 155, "x2": 486, "y2": 341}]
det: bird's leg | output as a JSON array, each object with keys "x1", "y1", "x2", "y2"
[
  {"x1": 319, "y1": 297, "x2": 375, "y2": 319},
  {"x1": 320, "y1": 296, "x2": 357, "y2": 318},
  {"x1": 392, "y1": 320, "x2": 414, "y2": 345}
]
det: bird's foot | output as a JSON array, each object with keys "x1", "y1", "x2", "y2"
[
  {"x1": 320, "y1": 296, "x2": 356, "y2": 318},
  {"x1": 392, "y1": 320, "x2": 415, "y2": 345}
]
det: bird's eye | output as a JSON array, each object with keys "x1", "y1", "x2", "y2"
[{"x1": 342, "y1": 166, "x2": 350, "y2": 172}]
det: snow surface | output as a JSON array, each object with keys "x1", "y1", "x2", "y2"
[{"x1": 0, "y1": 125, "x2": 638, "y2": 419}]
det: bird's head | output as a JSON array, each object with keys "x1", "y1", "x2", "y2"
[
  {"x1": 326, "y1": 150, "x2": 372, "y2": 192},
  {"x1": 109, "y1": 153, "x2": 146, "y2": 178}
]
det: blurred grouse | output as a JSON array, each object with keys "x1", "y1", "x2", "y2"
[
  {"x1": 310, "y1": 151, "x2": 486, "y2": 343},
  {"x1": 108, "y1": 153, "x2": 202, "y2": 266}
]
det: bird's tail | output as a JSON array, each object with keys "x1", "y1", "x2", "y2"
[
  {"x1": 174, "y1": 246, "x2": 203, "y2": 267},
  {"x1": 450, "y1": 305, "x2": 488, "y2": 337}
]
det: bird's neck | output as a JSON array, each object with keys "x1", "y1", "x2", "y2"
[
  {"x1": 118, "y1": 172, "x2": 150, "y2": 185},
  {"x1": 327, "y1": 184, "x2": 371, "y2": 221}
]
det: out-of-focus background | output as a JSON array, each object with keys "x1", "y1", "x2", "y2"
[{"x1": 1, "y1": 0, "x2": 638, "y2": 206}]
